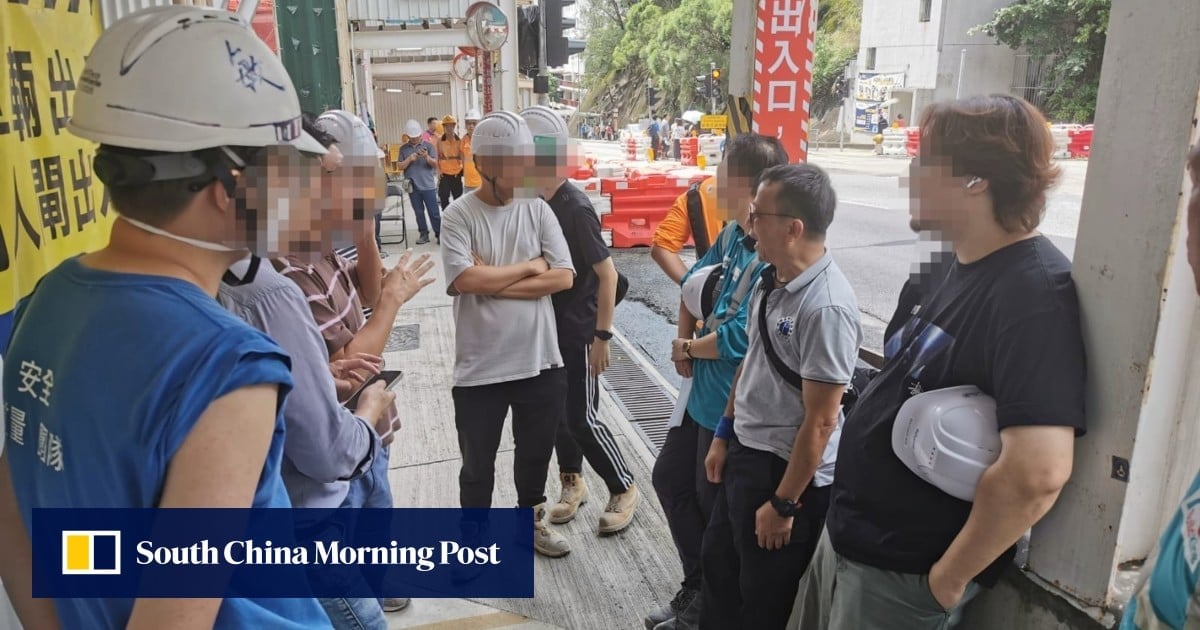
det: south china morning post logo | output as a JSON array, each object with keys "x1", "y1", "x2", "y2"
[
  {"x1": 61, "y1": 530, "x2": 121, "y2": 575},
  {"x1": 33, "y1": 508, "x2": 534, "y2": 599}
]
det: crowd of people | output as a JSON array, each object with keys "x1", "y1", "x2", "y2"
[{"x1": 1, "y1": 6, "x2": 1199, "y2": 630}]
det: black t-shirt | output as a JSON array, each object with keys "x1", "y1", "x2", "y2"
[
  {"x1": 547, "y1": 181, "x2": 611, "y2": 347},
  {"x1": 827, "y1": 236, "x2": 1087, "y2": 587}
]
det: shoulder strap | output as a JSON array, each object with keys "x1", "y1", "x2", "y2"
[
  {"x1": 685, "y1": 182, "x2": 711, "y2": 257},
  {"x1": 757, "y1": 277, "x2": 805, "y2": 389},
  {"x1": 703, "y1": 235, "x2": 759, "y2": 332}
]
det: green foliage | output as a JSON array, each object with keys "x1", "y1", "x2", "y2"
[
  {"x1": 977, "y1": 0, "x2": 1111, "y2": 123},
  {"x1": 811, "y1": 0, "x2": 861, "y2": 118}
]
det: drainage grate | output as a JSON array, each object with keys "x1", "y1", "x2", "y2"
[
  {"x1": 385, "y1": 324, "x2": 421, "y2": 352},
  {"x1": 601, "y1": 341, "x2": 677, "y2": 455}
]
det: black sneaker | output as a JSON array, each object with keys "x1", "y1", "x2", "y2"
[
  {"x1": 644, "y1": 587, "x2": 698, "y2": 630},
  {"x1": 415, "y1": 234, "x2": 430, "y2": 245}
]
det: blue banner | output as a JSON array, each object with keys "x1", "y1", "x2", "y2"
[{"x1": 33, "y1": 508, "x2": 534, "y2": 598}]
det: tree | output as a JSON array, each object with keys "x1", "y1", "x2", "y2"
[
  {"x1": 977, "y1": 0, "x2": 1111, "y2": 123},
  {"x1": 811, "y1": 0, "x2": 861, "y2": 118}
]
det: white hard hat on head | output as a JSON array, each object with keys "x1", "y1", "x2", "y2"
[
  {"x1": 891, "y1": 385, "x2": 1001, "y2": 502},
  {"x1": 471, "y1": 111, "x2": 533, "y2": 157},
  {"x1": 681, "y1": 264, "x2": 723, "y2": 321},
  {"x1": 519, "y1": 106, "x2": 569, "y2": 140},
  {"x1": 404, "y1": 119, "x2": 423, "y2": 138},
  {"x1": 465, "y1": 109, "x2": 482, "y2": 121},
  {"x1": 69, "y1": 5, "x2": 324, "y2": 155},
  {"x1": 317, "y1": 110, "x2": 384, "y2": 159}
]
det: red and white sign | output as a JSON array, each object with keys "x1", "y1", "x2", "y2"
[
  {"x1": 481, "y1": 50, "x2": 495, "y2": 114},
  {"x1": 751, "y1": 0, "x2": 817, "y2": 162},
  {"x1": 227, "y1": 0, "x2": 280, "y2": 54}
]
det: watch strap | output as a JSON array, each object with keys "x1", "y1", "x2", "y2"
[{"x1": 594, "y1": 329, "x2": 613, "y2": 341}]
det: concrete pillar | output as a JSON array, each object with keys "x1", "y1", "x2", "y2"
[
  {"x1": 334, "y1": 0, "x2": 354, "y2": 110},
  {"x1": 499, "y1": 0, "x2": 518, "y2": 112},
  {"x1": 1021, "y1": 0, "x2": 1200, "y2": 608}
]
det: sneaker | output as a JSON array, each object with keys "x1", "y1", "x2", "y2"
[
  {"x1": 644, "y1": 587, "x2": 698, "y2": 630},
  {"x1": 548, "y1": 473, "x2": 589, "y2": 524},
  {"x1": 415, "y1": 234, "x2": 430, "y2": 245},
  {"x1": 533, "y1": 504, "x2": 571, "y2": 558},
  {"x1": 598, "y1": 483, "x2": 641, "y2": 534},
  {"x1": 382, "y1": 597, "x2": 410, "y2": 612}
]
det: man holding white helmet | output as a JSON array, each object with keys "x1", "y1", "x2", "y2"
[
  {"x1": 0, "y1": 7, "x2": 332, "y2": 628},
  {"x1": 440, "y1": 111, "x2": 577, "y2": 558},
  {"x1": 519, "y1": 106, "x2": 641, "y2": 535},
  {"x1": 699, "y1": 163, "x2": 862, "y2": 628},
  {"x1": 399, "y1": 119, "x2": 441, "y2": 244},
  {"x1": 789, "y1": 95, "x2": 1086, "y2": 630}
]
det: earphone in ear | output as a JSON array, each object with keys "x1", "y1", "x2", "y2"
[{"x1": 966, "y1": 177, "x2": 983, "y2": 189}]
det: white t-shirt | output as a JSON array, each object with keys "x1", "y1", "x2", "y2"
[{"x1": 441, "y1": 192, "x2": 576, "y2": 387}]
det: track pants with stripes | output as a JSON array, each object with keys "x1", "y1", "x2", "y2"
[{"x1": 555, "y1": 342, "x2": 635, "y2": 495}]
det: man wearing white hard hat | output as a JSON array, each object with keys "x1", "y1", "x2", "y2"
[
  {"x1": 0, "y1": 7, "x2": 331, "y2": 628},
  {"x1": 790, "y1": 95, "x2": 1086, "y2": 630},
  {"x1": 699, "y1": 163, "x2": 862, "y2": 628},
  {"x1": 440, "y1": 111, "x2": 577, "y2": 558},
  {"x1": 399, "y1": 119, "x2": 441, "y2": 244},
  {"x1": 520, "y1": 106, "x2": 641, "y2": 536}
]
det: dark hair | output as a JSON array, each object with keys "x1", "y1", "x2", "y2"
[
  {"x1": 101, "y1": 145, "x2": 247, "y2": 225},
  {"x1": 919, "y1": 94, "x2": 1061, "y2": 232},
  {"x1": 757, "y1": 163, "x2": 837, "y2": 239},
  {"x1": 302, "y1": 112, "x2": 338, "y2": 149},
  {"x1": 427, "y1": 117, "x2": 438, "y2": 125},
  {"x1": 724, "y1": 133, "x2": 791, "y2": 191}
]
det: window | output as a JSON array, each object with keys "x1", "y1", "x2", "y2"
[
  {"x1": 919, "y1": 0, "x2": 933, "y2": 22},
  {"x1": 865, "y1": 48, "x2": 877, "y2": 71}
]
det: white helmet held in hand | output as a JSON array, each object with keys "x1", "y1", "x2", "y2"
[
  {"x1": 69, "y1": 5, "x2": 324, "y2": 155},
  {"x1": 682, "y1": 264, "x2": 723, "y2": 321},
  {"x1": 891, "y1": 385, "x2": 1001, "y2": 502}
]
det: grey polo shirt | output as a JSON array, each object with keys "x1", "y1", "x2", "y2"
[
  {"x1": 733, "y1": 252, "x2": 862, "y2": 487},
  {"x1": 399, "y1": 140, "x2": 439, "y2": 191},
  {"x1": 218, "y1": 257, "x2": 378, "y2": 508},
  {"x1": 441, "y1": 193, "x2": 575, "y2": 387}
]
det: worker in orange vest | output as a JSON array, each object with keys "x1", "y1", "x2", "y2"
[
  {"x1": 462, "y1": 110, "x2": 482, "y2": 193},
  {"x1": 437, "y1": 114, "x2": 465, "y2": 210}
]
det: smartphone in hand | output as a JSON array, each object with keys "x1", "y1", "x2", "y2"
[{"x1": 344, "y1": 370, "x2": 404, "y2": 412}]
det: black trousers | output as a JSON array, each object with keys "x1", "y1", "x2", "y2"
[
  {"x1": 652, "y1": 415, "x2": 718, "y2": 590},
  {"x1": 699, "y1": 437, "x2": 831, "y2": 630},
  {"x1": 554, "y1": 343, "x2": 634, "y2": 495},
  {"x1": 438, "y1": 173, "x2": 464, "y2": 209},
  {"x1": 452, "y1": 368, "x2": 567, "y2": 508}
]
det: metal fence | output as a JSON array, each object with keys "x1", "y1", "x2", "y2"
[{"x1": 1011, "y1": 53, "x2": 1058, "y2": 111}]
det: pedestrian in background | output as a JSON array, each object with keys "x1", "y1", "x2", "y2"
[
  {"x1": 399, "y1": 119, "x2": 441, "y2": 245},
  {"x1": 437, "y1": 114, "x2": 466, "y2": 211}
]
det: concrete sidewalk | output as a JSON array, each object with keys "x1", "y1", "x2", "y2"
[{"x1": 374, "y1": 226, "x2": 681, "y2": 629}]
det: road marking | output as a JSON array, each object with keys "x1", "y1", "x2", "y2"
[
  {"x1": 841, "y1": 200, "x2": 894, "y2": 210},
  {"x1": 403, "y1": 611, "x2": 531, "y2": 630}
]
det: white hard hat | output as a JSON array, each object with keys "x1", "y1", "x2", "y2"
[
  {"x1": 317, "y1": 110, "x2": 385, "y2": 159},
  {"x1": 465, "y1": 109, "x2": 482, "y2": 121},
  {"x1": 404, "y1": 119, "x2": 423, "y2": 138},
  {"x1": 520, "y1": 106, "x2": 569, "y2": 140},
  {"x1": 682, "y1": 264, "x2": 723, "y2": 320},
  {"x1": 471, "y1": 111, "x2": 533, "y2": 157},
  {"x1": 891, "y1": 385, "x2": 1001, "y2": 502},
  {"x1": 69, "y1": 6, "x2": 324, "y2": 155}
]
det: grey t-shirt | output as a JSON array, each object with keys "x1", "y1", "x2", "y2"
[
  {"x1": 399, "y1": 140, "x2": 439, "y2": 191},
  {"x1": 218, "y1": 258, "x2": 378, "y2": 508},
  {"x1": 441, "y1": 193, "x2": 576, "y2": 387},
  {"x1": 734, "y1": 253, "x2": 862, "y2": 487}
]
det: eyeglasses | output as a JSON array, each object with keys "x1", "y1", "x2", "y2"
[{"x1": 746, "y1": 210, "x2": 794, "y2": 222}]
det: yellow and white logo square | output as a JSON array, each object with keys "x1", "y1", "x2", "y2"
[{"x1": 61, "y1": 530, "x2": 121, "y2": 575}]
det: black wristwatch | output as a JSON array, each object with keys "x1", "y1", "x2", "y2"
[
  {"x1": 769, "y1": 494, "x2": 802, "y2": 517},
  {"x1": 594, "y1": 329, "x2": 613, "y2": 341}
]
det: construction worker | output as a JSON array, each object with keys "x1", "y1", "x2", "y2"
[
  {"x1": 0, "y1": 7, "x2": 331, "y2": 628},
  {"x1": 651, "y1": 177, "x2": 723, "y2": 284},
  {"x1": 463, "y1": 110, "x2": 483, "y2": 193},
  {"x1": 437, "y1": 114, "x2": 466, "y2": 209}
]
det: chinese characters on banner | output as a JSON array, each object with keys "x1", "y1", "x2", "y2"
[
  {"x1": 0, "y1": 0, "x2": 110, "y2": 350},
  {"x1": 751, "y1": 0, "x2": 817, "y2": 163}
]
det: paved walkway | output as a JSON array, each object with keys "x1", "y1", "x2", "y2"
[{"x1": 375, "y1": 220, "x2": 681, "y2": 629}]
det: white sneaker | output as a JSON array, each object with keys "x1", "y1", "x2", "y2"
[{"x1": 533, "y1": 504, "x2": 571, "y2": 558}]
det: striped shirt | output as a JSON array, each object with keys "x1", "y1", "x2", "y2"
[{"x1": 274, "y1": 254, "x2": 365, "y2": 357}]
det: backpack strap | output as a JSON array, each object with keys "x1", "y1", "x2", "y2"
[
  {"x1": 702, "y1": 228, "x2": 758, "y2": 332},
  {"x1": 685, "y1": 182, "x2": 711, "y2": 258}
]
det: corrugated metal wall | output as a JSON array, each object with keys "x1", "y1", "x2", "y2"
[
  {"x1": 277, "y1": 0, "x2": 344, "y2": 114},
  {"x1": 372, "y1": 83, "x2": 452, "y2": 144},
  {"x1": 347, "y1": 0, "x2": 472, "y2": 21}
]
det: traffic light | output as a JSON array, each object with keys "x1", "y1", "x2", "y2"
[
  {"x1": 545, "y1": 0, "x2": 586, "y2": 68},
  {"x1": 647, "y1": 86, "x2": 661, "y2": 110},
  {"x1": 695, "y1": 74, "x2": 711, "y2": 100},
  {"x1": 517, "y1": 5, "x2": 539, "y2": 76},
  {"x1": 710, "y1": 67, "x2": 722, "y2": 103}
]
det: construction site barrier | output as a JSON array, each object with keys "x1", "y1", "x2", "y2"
[
  {"x1": 698, "y1": 136, "x2": 724, "y2": 165},
  {"x1": 880, "y1": 128, "x2": 908, "y2": 157},
  {"x1": 1068, "y1": 126, "x2": 1093, "y2": 159},
  {"x1": 679, "y1": 137, "x2": 699, "y2": 167},
  {"x1": 905, "y1": 128, "x2": 920, "y2": 157},
  {"x1": 599, "y1": 173, "x2": 709, "y2": 248}
]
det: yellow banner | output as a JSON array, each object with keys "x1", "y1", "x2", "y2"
[
  {"x1": 700, "y1": 115, "x2": 728, "y2": 131},
  {"x1": 0, "y1": 0, "x2": 110, "y2": 331}
]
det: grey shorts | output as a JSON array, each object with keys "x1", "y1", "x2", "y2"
[{"x1": 787, "y1": 528, "x2": 981, "y2": 630}]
